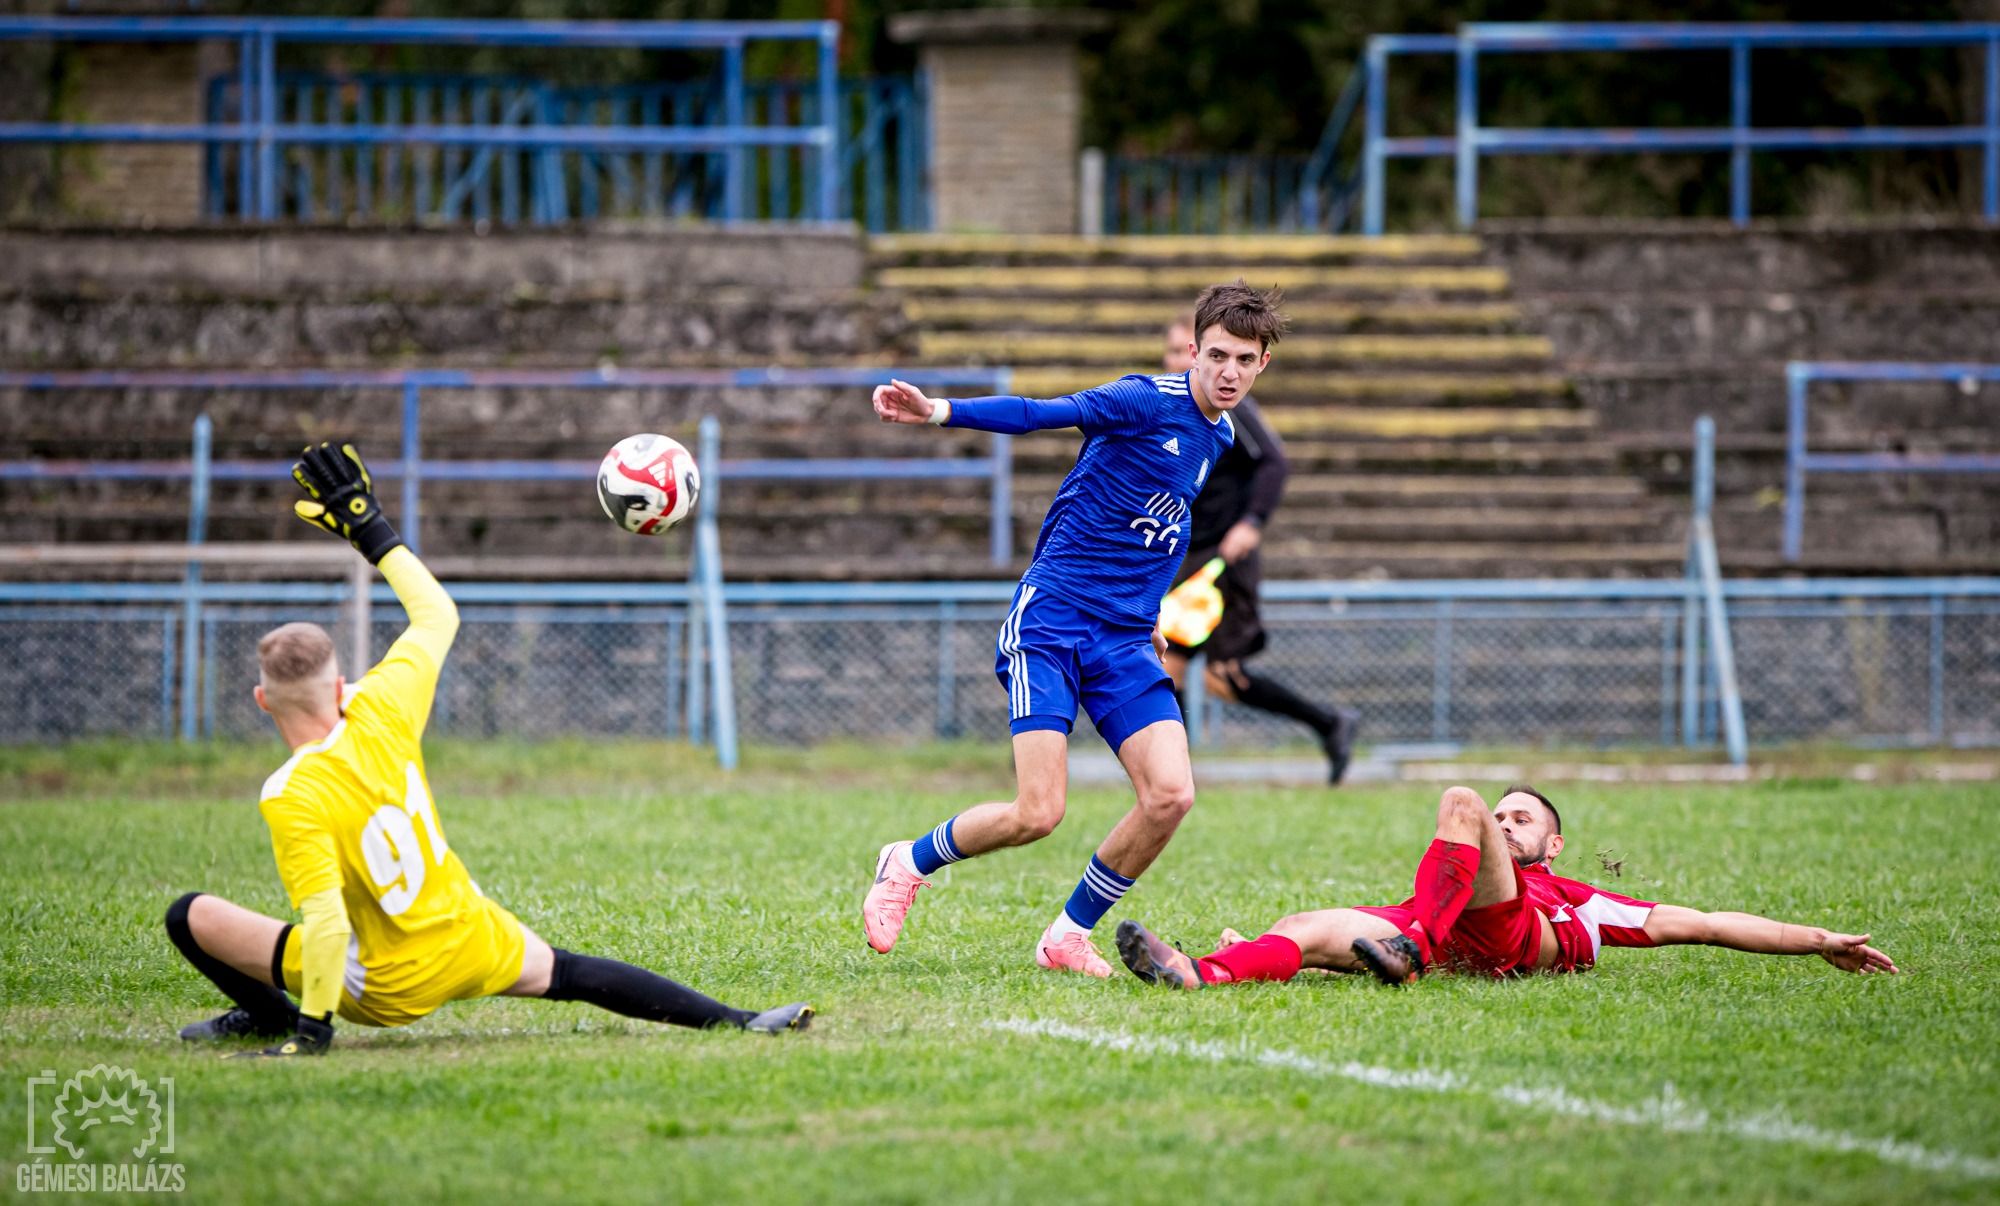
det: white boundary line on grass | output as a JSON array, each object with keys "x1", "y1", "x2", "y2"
[{"x1": 990, "y1": 1018, "x2": 1999, "y2": 1180}]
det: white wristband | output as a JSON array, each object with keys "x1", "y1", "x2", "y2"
[{"x1": 926, "y1": 398, "x2": 952, "y2": 425}]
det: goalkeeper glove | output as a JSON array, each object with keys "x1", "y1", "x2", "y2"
[
  {"x1": 226, "y1": 1012, "x2": 334, "y2": 1059},
  {"x1": 292, "y1": 442, "x2": 404, "y2": 565}
]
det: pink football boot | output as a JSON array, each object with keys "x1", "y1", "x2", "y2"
[
  {"x1": 1034, "y1": 922, "x2": 1114, "y2": 978},
  {"x1": 862, "y1": 841, "x2": 931, "y2": 954}
]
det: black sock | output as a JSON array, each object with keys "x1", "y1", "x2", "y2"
[
  {"x1": 164, "y1": 892, "x2": 299, "y2": 1036},
  {"x1": 543, "y1": 948, "x2": 753, "y2": 1030},
  {"x1": 1234, "y1": 671, "x2": 1338, "y2": 737}
]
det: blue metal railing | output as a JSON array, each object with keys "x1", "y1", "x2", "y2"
[
  {"x1": 0, "y1": 16, "x2": 844, "y2": 224},
  {"x1": 1102, "y1": 63, "x2": 1370, "y2": 235},
  {"x1": 0, "y1": 367, "x2": 1015, "y2": 567},
  {"x1": 199, "y1": 70, "x2": 925, "y2": 229},
  {"x1": 6, "y1": 575, "x2": 1995, "y2": 751},
  {"x1": 1360, "y1": 23, "x2": 2000, "y2": 235},
  {"x1": 1783, "y1": 361, "x2": 2000, "y2": 563}
]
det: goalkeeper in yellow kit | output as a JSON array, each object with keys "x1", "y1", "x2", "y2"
[{"x1": 164, "y1": 442, "x2": 811, "y2": 1056}]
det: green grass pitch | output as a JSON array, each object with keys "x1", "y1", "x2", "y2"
[{"x1": 2, "y1": 741, "x2": 1997, "y2": 1204}]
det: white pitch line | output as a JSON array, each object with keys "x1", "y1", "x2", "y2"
[{"x1": 989, "y1": 1018, "x2": 1999, "y2": 1180}]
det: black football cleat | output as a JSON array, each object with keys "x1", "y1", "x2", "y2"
[
  {"x1": 744, "y1": 1002, "x2": 814, "y2": 1034},
  {"x1": 1351, "y1": 934, "x2": 1426, "y2": 986},
  {"x1": 1323, "y1": 708, "x2": 1360, "y2": 785},
  {"x1": 1114, "y1": 920, "x2": 1203, "y2": 990},
  {"x1": 179, "y1": 1007, "x2": 292, "y2": 1042}
]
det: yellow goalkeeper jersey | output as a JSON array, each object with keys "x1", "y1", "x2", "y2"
[{"x1": 259, "y1": 549, "x2": 523, "y2": 1025}]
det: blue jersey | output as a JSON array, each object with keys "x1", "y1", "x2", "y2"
[{"x1": 944, "y1": 372, "x2": 1236, "y2": 628}]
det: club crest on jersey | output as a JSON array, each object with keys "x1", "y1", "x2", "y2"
[
  {"x1": 1129, "y1": 492, "x2": 1190, "y2": 555},
  {"x1": 1196, "y1": 458, "x2": 1210, "y2": 487},
  {"x1": 1161, "y1": 437, "x2": 1180, "y2": 456}
]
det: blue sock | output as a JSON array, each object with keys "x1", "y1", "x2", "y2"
[
  {"x1": 909, "y1": 817, "x2": 964, "y2": 877},
  {"x1": 1061, "y1": 855, "x2": 1136, "y2": 930}
]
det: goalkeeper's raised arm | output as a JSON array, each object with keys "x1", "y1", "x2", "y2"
[{"x1": 292, "y1": 441, "x2": 459, "y2": 688}]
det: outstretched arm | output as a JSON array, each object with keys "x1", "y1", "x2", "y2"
[
  {"x1": 292, "y1": 441, "x2": 457, "y2": 719},
  {"x1": 1643, "y1": 904, "x2": 1899, "y2": 973},
  {"x1": 873, "y1": 379, "x2": 1085, "y2": 435}
]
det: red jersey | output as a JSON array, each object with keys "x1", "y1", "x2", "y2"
[
  {"x1": 1359, "y1": 859, "x2": 1658, "y2": 977},
  {"x1": 1520, "y1": 864, "x2": 1657, "y2": 971}
]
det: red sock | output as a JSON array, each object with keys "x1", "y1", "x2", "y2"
[
  {"x1": 1196, "y1": 934, "x2": 1302, "y2": 985},
  {"x1": 1409, "y1": 838, "x2": 1480, "y2": 961}
]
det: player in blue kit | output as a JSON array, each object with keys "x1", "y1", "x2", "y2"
[{"x1": 862, "y1": 282, "x2": 1286, "y2": 975}]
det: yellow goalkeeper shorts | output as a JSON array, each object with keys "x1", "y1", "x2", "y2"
[{"x1": 282, "y1": 893, "x2": 527, "y2": 1028}]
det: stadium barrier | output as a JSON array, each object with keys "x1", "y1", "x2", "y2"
[
  {"x1": 1784, "y1": 361, "x2": 2000, "y2": 563},
  {"x1": 2, "y1": 576, "x2": 1994, "y2": 754},
  {"x1": 0, "y1": 15, "x2": 843, "y2": 224},
  {"x1": 1356, "y1": 22, "x2": 2000, "y2": 235},
  {"x1": 195, "y1": 71, "x2": 925, "y2": 229},
  {"x1": 0, "y1": 366, "x2": 1014, "y2": 767}
]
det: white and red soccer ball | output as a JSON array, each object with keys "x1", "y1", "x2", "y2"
[{"x1": 596, "y1": 433, "x2": 700, "y2": 535}]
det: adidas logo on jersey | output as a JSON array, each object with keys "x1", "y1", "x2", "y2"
[{"x1": 1161, "y1": 437, "x2": 1180, "y2": 456}]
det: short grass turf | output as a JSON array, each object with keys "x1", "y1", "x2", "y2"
[{"x1": 2, "y1": 741, "x2": 1997, "y2": 1205}]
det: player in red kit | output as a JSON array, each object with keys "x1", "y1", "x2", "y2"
[{"x1": 1115, "y1": 784, "x2": 1899, "y2": 988}]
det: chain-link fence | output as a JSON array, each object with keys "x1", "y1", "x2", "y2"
[{"x1": 3, "y1": 581, "x2": 1995, "y2": 751}]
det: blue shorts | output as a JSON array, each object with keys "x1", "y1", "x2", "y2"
[{"x1": 994, "y1": 583, "x2": 1183, "y2": 754}]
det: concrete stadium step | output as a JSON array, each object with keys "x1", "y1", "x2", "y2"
[
  {"x1": 876, "y1": 264, "x2": 1512, "y2": 297},
  {"x1": 915, "y1": 331, "x2": 1554, "y2": 367},
  {"x1": 1257, "y1": 540, "x2": 1685, "y2": 577},
  {"x1": 869, "y1": 233, "x2": 1485, "y2": 267},
  {"x1": 1259, "y1": 507, "x2": 1663, "y2": 542},
  {"x1": 1011, "y1": 434, "x2": 1624, "y2": 472},
  {"x1": 1014, "y1": 472, "x2": 1648, "y2": 506},
  {"x1": 1008, "y1": 367, "x2": 1567, "y2": 401},
  {"x1": 902, "y1": 297, "x2": 1527, "y2": 333}
]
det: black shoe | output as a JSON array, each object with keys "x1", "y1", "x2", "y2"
[
  {"x1": 744, "y1": 1003, "x2": 814, "y2": 1034},
  {"x1": 1114, "y1": 920, "x2": 1203, "y2": 990},
  {"x1": 179, "y1": 1007, "x2": 292, "y2": 1042},
  {"x1": 1351, "y1": 934, "x2": 1426, "y2": 986},
  {"x1": 1322, "y1": 708, "x2": 1360, "y2": 785}
]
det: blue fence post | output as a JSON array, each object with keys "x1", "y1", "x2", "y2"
[
  {"x1": 696, "y1": 415, "x2": 738, "y2": 769},
  {"x1": 1691, "y1": 415, "x2": 1748, "y2": 765},
  {"x1": 989, "y1": 435, "x2": 1012, "y2": 568},
  {"x1": 936, "y1": 599, "x2": 957, "y2": 739},
  {"x1": 1681, "y1": 564, "x2": 1701, "y2": 747},
  {"x1": 819, "y1": 23, "x2": 841, "y2": 224},
  {"x1": 1454, "y1": 35, "x2": 1479, "y2": 229},
  {"x1": 180, "y1": 415, "x2": 212, "y2": 743},
  {"x1": 401, "y1": 379, "x2": 423, "y2": 556},
  {"x1": 1362, "y1": 37, "x2": 1387, "y2": 237},
  {"x1": 722, "y1": 41, "x2": 746, "y2": 222},
  {"x1": 1730, "y1": 40, "x2": 1751, "y2": 227},
  {"x1": 1929, "y1": 592, "x2": 1946, "y2": 744},
  {"x1": 1986, "y1": 35, "x2": 1999, "y2": 223},
  {"x1": 236, "y1": 34, "x2": 255, "y2": 219},
  {"x1": 257, "y1": 28, "x2": 278, "y2": 221},
  {"x1": 1783, "y1": 364, "x2": 1808, "y2": 562},
  {"x1": 1182, "y1": 651, "x2": 1206, "y2": 749},
  {"x1": 1431, "y1": 598, "x2": 1453, "y2": 741},
  {"x1": 160, "y1": 614, "x2": 177, "y2": 738}
]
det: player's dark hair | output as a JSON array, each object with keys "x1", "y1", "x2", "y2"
[
  {"x1": 1193, "y1": 281, "x2": 1287, "y2": 350},
  {"x1": 1503, "y1": 783, "x2": 1561, "y2": 835}
]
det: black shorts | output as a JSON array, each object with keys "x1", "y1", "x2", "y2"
[{"x1": 1163, "y1": 544, "x2": 1266, "y2": 663}]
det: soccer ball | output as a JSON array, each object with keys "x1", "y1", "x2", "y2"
[{"x1": 596, "y1": 433, "x2": 700, "y2": 536}]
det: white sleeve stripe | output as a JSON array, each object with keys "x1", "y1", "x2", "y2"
[{"x1": 1573, "y1": 893, "x2": 1654, "y2": 960}]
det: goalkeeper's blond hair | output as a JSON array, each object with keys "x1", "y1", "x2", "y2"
[{"x1": 258, "y1": 622, "x2": 338, "y2": 713}]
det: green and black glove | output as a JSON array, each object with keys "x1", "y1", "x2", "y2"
[
  {"x1": 226, "y1": 1012, "x2": 334, "y2": 1059},
  {"x1": 292, "y1": 442, "x2": 404, "y2": 565}
]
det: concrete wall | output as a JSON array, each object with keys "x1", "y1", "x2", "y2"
[
  {"x1": 0, "y1": 223, "x2": 1001, "y2": 575},
  {"x1": 1487, "y1": 221, "x2": 2000, "y2": 569},
  {"x1": 0, "y1": 224, "x2": 893, "y2": 368}
]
